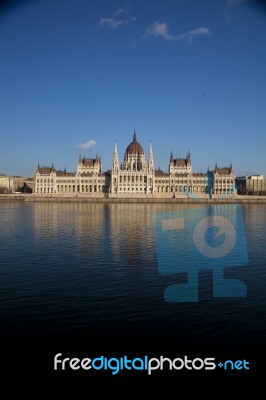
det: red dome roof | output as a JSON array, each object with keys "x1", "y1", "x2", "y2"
[{"x1": 126, "y1": 131, "x2": 144, "y2": 155}]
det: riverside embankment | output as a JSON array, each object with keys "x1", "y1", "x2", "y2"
[{"x1": 1, "y1": 194, "x2": 266, "y2": 204}]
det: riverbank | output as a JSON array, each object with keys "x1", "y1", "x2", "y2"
[{"x1": 1, "y1": 193, "x2": 266, "y2": 204}]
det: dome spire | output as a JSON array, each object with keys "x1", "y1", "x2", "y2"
[
  {"x1": 133, "y1": 129, "x2": 137, "y2": 142},
  {"x1": 125, "y1": 131, "x2": 144, "y2": 156}
]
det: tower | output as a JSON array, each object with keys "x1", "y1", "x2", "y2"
[
  {"x1": 110, "y1": 130, "x2": 155, "y2": 196},
  {"x1": 111, "y1": 141, "x2": 120, "y2": 194}
]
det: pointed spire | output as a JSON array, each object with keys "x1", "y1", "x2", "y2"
[
  {"x1": 149, "y1": 140, "x2": 153, "y2": 155},
  {"x1": 114, "y1": 140, "x2": 118, "y2": 154},
  {"x1": 133, "y1": 129, "x2": 137, "y2": 142},
  {"x1": 186, "y1": 150, "x2": 191, "y2": 163},
  {"x1": 51, "y1": 162, "x2": 54, "y2": 169},
  {"x1": 37, "y1": 161, "x2": 40, "y2": 169},
  {"x1": 112, "y1": 140, "x2": 119, "y2": 172},
  {"x1": 148, "y1": 140, "x2": 154, "y2": 173},
  {"x1": 170, "y1": 150, "x2": 173, "y2": 162}
]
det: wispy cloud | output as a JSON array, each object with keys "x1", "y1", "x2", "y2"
[
  {"x1": 144, "y1": 22, "x2": 211, "y2": 43},
  {"x1": 144, "y1": 21, "x2": 177, "y2": 41},
  {"x1": 177, "y1": 27, "x2": 211, "y2": 43},
  {"x1": 224, "y1": 0, "x2": 250, "y2": 20},
  {"x1": 113, "y1": 5, "x2": 129, "y2": 16},
  {"x1": 99, "y1": 5, "x2": 136, "y2": 30},
  {"x1": 99, "y1": 17, "x2": 128, "y2": 30},
  {"x1": 76, "y1": 140, "x2": 96, "y2": 149}
]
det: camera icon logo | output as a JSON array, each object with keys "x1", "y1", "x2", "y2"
[
  {"x1": 153, "y1": 204, "x2": 249, "y2": 302},
  {"x1": 193, "y1": 215, "x2": 236, "y2": 259}
]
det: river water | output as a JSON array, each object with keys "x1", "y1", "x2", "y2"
[{"x1": 0, "y1": 201, "x2": 265, "y2": 387}]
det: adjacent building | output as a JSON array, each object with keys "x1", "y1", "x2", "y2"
[
  {"x1": 235, "y1": 175, "x2": 266, "y2": 195},
  {"x1": 33, "y1": 131, "x2": 238, "y2": 198},
  {"x1": 0, "y1": 174, "x2": 33, "y2": 193},
  {"x1": 0, "y1": 174, "x2": 11, "y2": 193}
]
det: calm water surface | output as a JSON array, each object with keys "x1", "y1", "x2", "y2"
[{"x1": 0, "y1": 201, "x2": 265, "y2": 386}]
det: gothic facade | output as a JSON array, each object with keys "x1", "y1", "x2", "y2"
[{"x1": 33, "y1": 131, "x2": 236, "y2": 198}]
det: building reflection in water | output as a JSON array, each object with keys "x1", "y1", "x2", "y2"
[
  {"x1": 31, "y1": 202, "x2": 207, "y2": 272},
  {"x1": 108, "y1": 203, "x2": 156, "y2": 269}
]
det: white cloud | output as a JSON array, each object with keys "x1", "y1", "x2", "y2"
[
  {"x1": 224, "y1": 0, "x2": 250, "y2": 20},
  {"x1": 76, "y1": 140, "x2": 96, "y2": 149},
  {"x1": 144, "y1": 22, "x2": 211, "y2": 43},
  {"x1": 99, "y1": 17, "x2": 127, "y2": 30},
  {"x1": 144, "y1": 21, "x2": 177, "y2": 41},
  {"x1": 113, "y1": 5, "x2": 130, "y2": 16},
  {"x1": 177, "y1": 27, "x2": 211, "y2": 43},
  {"x1": 99, "y1": 5, "x2": 135, "y2": 30}
]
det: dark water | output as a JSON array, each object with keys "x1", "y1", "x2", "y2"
[{"x1": 0, "y1": 201, "x2": 265, "y2": 388}]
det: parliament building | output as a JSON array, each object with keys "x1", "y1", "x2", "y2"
[{"x1": 34, "y1": 131, "x2": 236, "y2": 198}]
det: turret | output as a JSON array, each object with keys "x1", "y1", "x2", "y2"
[
  {"x1": 112, "y1": 141, "x2": 120, "y2": 173},
  {"x1": 148, "y1": 141, "x2": 154, "y2": 173}
]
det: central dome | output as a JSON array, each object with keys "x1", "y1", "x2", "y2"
[{"x1": 126, "y1": 131, "x2": 144, "y2": 155}]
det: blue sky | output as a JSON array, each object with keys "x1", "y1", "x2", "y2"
[{"x1": 0, "y1": 0, "x2": 266, "y2": 178}]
